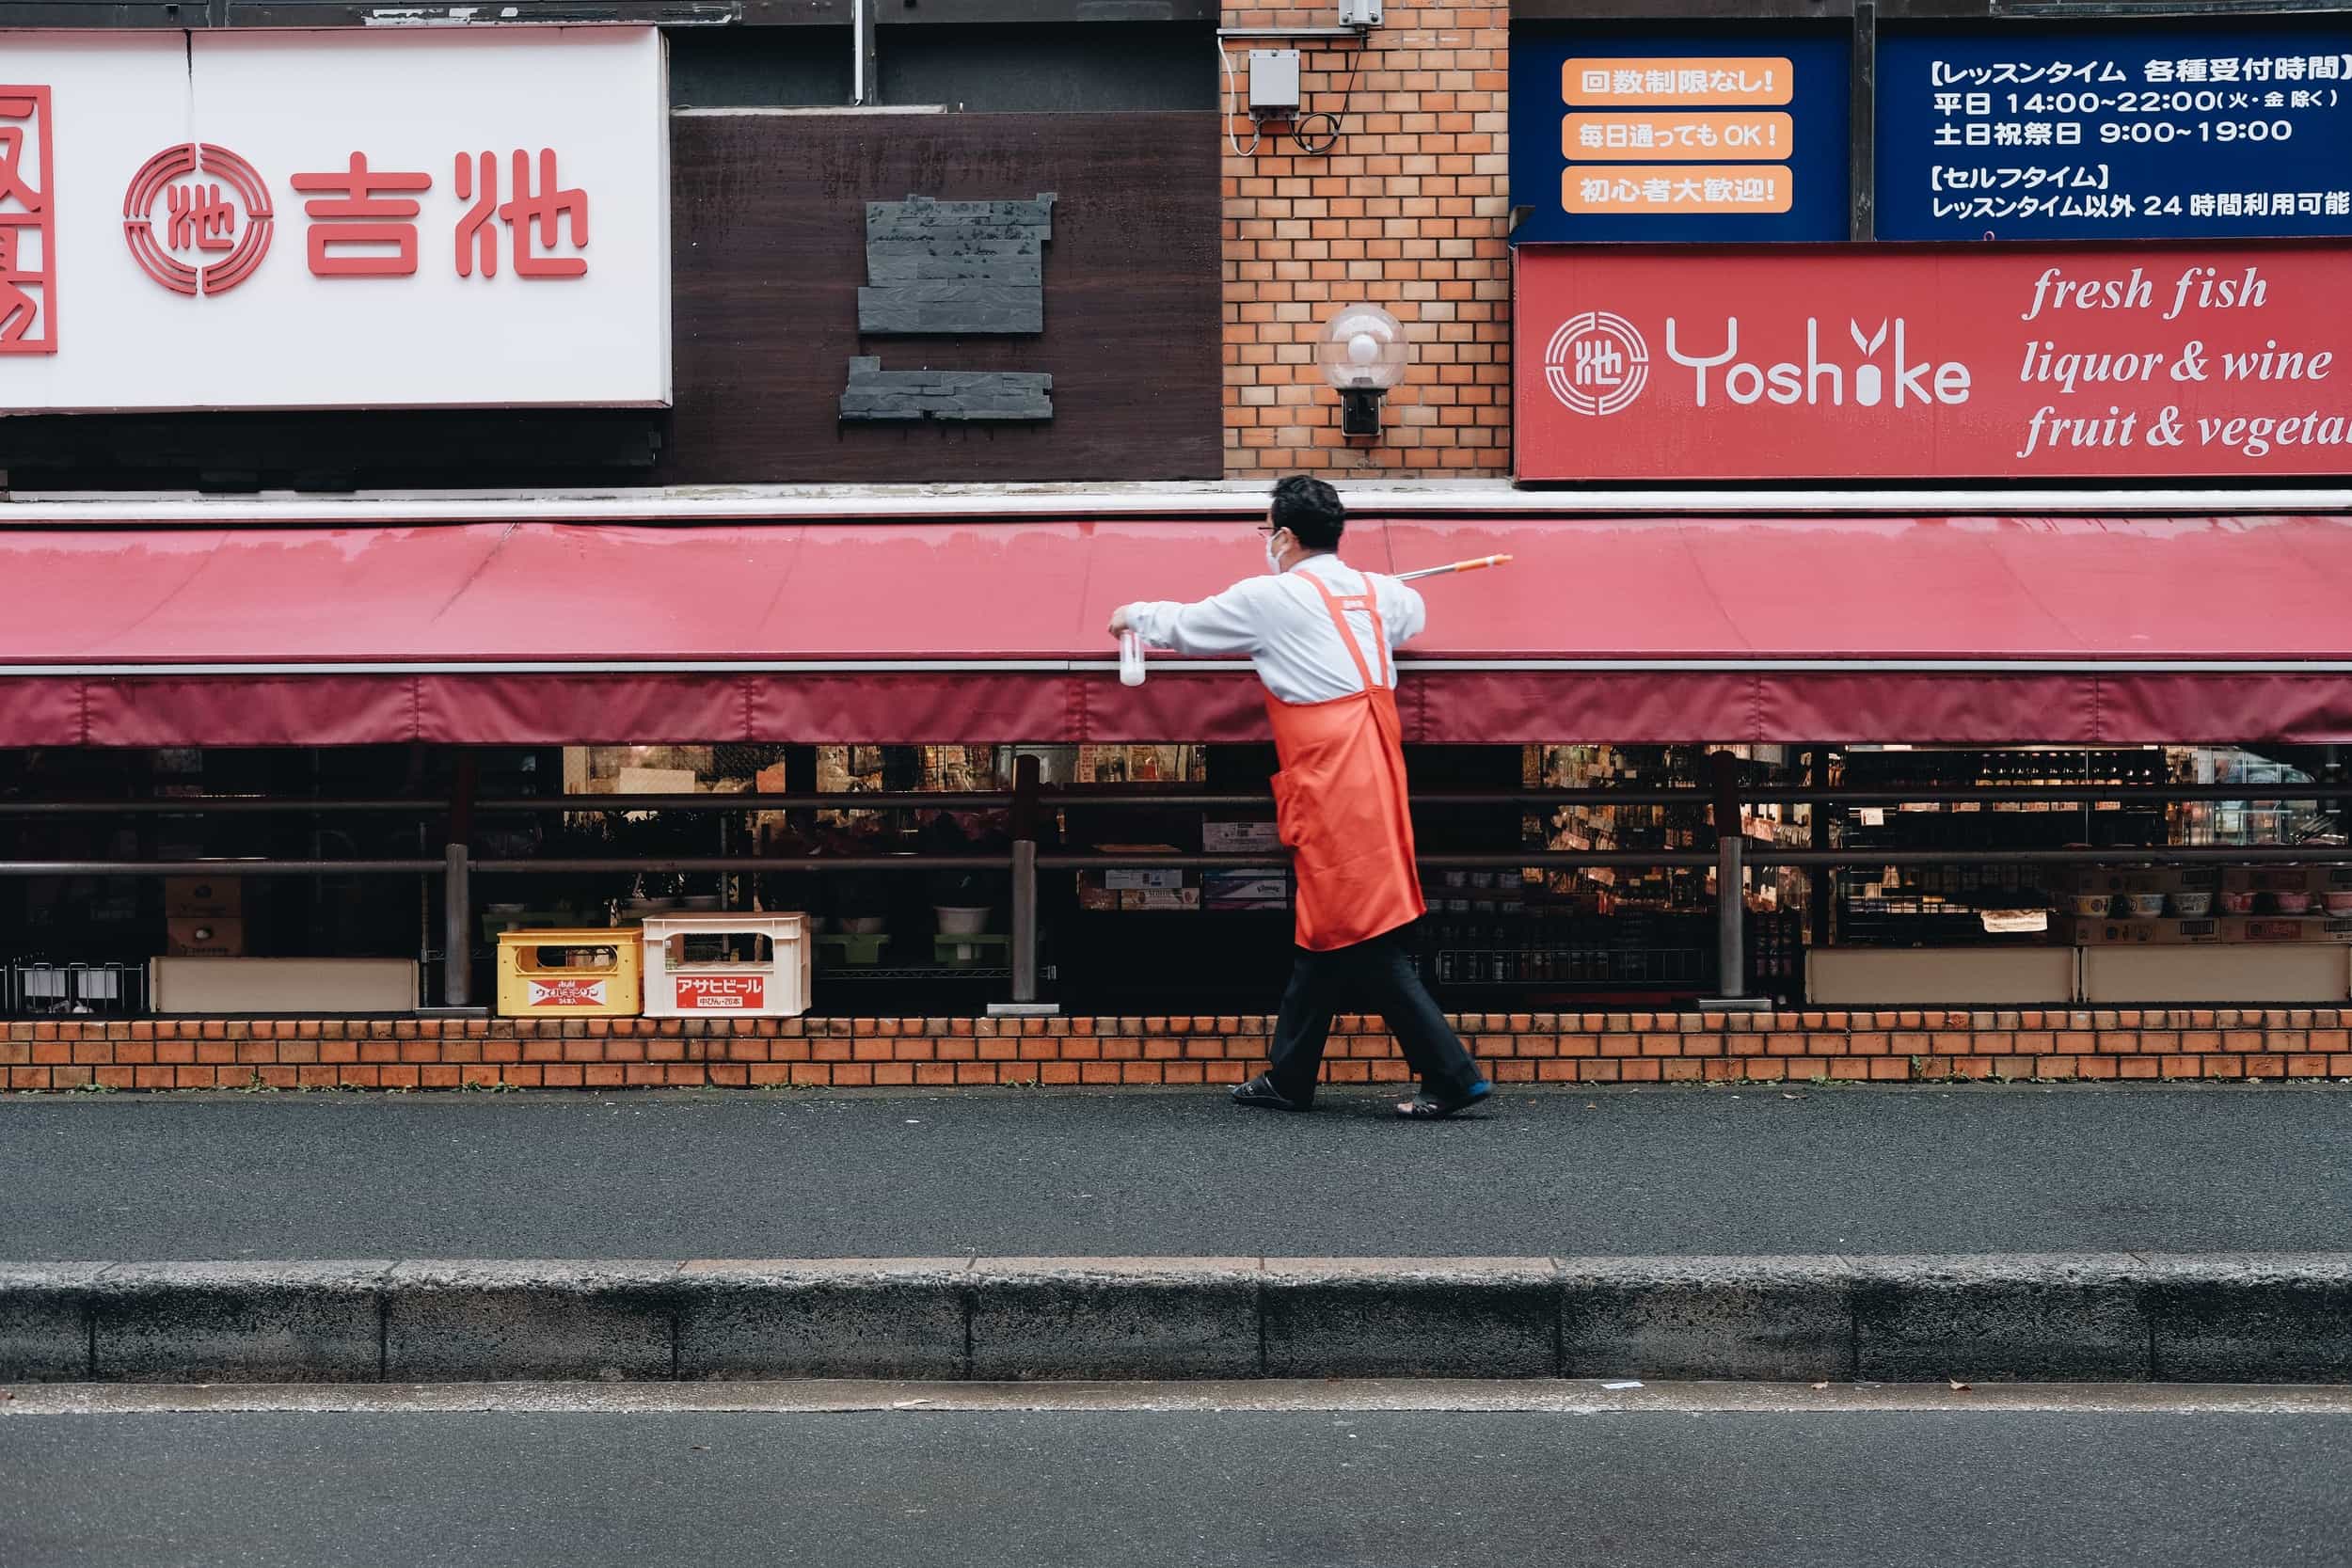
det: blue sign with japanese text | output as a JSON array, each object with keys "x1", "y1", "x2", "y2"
[
  {"x1": 1877, "y1": 27, "x2": 2352, "y2": 241},
  {"x1": 1508, "y1": 29, "x2": 1850, "y2": 244}
]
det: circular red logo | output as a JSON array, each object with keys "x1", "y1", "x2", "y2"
[
  {"x1": 1543, "y1": 310, "x2": 1650, "y2": 418},
  {"x1": 121, "y1": 143, "x2": 274, "y2": 296}
]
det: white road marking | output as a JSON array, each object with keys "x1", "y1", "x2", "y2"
[{"x1": 8, "y1": 1381, "x2": 2352, "y2": 1418}]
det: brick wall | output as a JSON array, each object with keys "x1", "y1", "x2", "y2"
[
  {"x1": 1221, "y1": 3, "x2": 1512, "y2": 475},
  {"x1": 7, "y1": 1010, "x2": 2346, "y2": 1091}
]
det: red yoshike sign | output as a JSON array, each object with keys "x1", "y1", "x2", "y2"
[{"x1": 1515, "y1": 245, "x2": 2352, "y2": 480}]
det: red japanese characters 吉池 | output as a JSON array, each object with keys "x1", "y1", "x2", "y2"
[{"x1": 0, "y1": 86, "x2": 56, "y2": 351}]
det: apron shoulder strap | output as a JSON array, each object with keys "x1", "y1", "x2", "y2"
[{"x1": 1298, "y1": 566, "x2": 1392, "y2": 693}]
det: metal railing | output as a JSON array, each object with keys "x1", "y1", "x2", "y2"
[{"x1": 4, "y1": 769, "x2": 2347, "y2": 1012}]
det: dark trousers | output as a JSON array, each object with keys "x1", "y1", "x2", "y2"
[{"x1": 1265, "y1": 927, "x2": 1484, "y2": 1104}]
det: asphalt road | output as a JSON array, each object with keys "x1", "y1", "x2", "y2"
[
  {"x1": 4, "y1": 1389, "x2": 2347, "y2": 1567},
  {"x1": 3, "y1": 1084, "x2": 2348, "y2": 1260}
]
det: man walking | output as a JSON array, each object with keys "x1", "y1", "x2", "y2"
[{"x1": 1109, "y1": 476, "x2": 1493, "y2": 1120}]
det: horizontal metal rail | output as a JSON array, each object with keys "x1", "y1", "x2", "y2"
[
  {"x1": 0, "y1": 799, "x2": 454, "y2": 816},
  {"x1": 8, "y1": 844, "x2": 2351, "y2": 879},
  {"x1": 1744, "y1": 784, "x2": 2352, "y2": 805},
  {"x1": 0, "y1": 792, "x2": 1018, "y2": 816},
  {"x1": 6, "y1": 784, "x2": 2350, "y2": 816},
  {"x1": 480, "y1": 793, "x2": 1017, "y2": 812},
  {"x1": 1754, "y1": 846, "x2": 2352, "y2": 867},
  {"x1": 1040, "y1": 852, "x2": 1720, "y2": 870},
  {"x1": 0, "y1": 860, "x2": 443, "y2": 877},
  {"x1": 472, "y1": 857, "x2": 1009, "y2": 874},
  {"x1": 1044, "y1": 791, "x2": 1701, "y2": 809}
]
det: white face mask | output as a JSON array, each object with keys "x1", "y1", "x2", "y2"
[{"x1": 1265, "y1": 532, "x2": 1286, "y2": 575}]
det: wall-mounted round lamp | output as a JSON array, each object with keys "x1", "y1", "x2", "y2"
[{"x1": 1315, "y1": 302, "x2": 1408, "y2": 439}]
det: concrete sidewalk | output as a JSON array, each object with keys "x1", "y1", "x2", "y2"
[
  {"x1": 3, "y1": 1083, "x2": 2348, "y2": 1261},
  {"x1": 8, "y1": 1085, "x2": 2350, "y2": 1386}
]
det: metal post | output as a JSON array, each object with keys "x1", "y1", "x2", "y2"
[
  {"x1": 1807, "y1": 745, "x2": 1835, "y2": 950},
  {"x1": 991, "y1": 752, "x2": 1057, "y2": 1017},
  {"x1": 426, "y1": 747, "x2": 485, "y2": 1014},
  {"x1": 442, "y1": 842, "x2": 472, "y2": 1009},
  {"x1": 1716, "y1": 834, "x2": 1744, "y2": 1002},
  {"x1": 1702, "y1": 750, "x2": 1765, "y2": 1010},
  {"x1": 1009, "y1": 838, "x2": 1039, "y2": 1005}
]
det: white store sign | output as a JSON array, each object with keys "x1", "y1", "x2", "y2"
[{"x1": 0, "y1": 27, "x2": 670, "y2": 411}]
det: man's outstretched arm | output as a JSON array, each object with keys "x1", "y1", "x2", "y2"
[{"x1": 1110, "y1": 579, "x2": 1269, "y2": 656}]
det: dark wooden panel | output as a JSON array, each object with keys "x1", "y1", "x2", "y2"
[
  {"x1": 659, "y1": 111, "x2": 1222, "y2": 484},
  {"x1": 0, "y1": 1, "x2": 1216, "y2": 27},
  {"x1": 0, "y1": 408, "x2": 663, "y2": 492}
]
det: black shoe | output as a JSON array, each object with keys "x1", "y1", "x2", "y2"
[
  {"x1": 1394, "y1": 1080, "x2": 1494, "y2": 1120},
  {"x1": 1231, "y1": 1073, "x2": 1308, "y2": 1113}
]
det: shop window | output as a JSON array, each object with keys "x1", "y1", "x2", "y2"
[
  {"x1": 1522, "y1": 744, "x2": 1812, "y2": 913},
  {"x1": 1825, "y1": 745, "x2": 2344, "y2": 949}
]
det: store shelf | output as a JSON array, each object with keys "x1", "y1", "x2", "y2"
[{"x1": 817, "y1": 965, "x2": 1011, "y2": 982}]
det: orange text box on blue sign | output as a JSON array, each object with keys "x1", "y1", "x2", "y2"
[
  {"x1": 1564, "y1": 112, "x2": 1795, "y2": 163},
  {"x1": 1562, "y1": 57, "x2": 1795, "y2": 106},
  {"x1": 1562, "y1": 166, "x2": 1793, "y2": 214}
]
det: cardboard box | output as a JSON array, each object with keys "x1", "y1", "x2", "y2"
[
  {"x1": 1104, "y1": 867, "x2": 1187, "y2": 892},
  {"x1": 1202, "y1": 820, "x2": 1281, "y2": 854},
  {"x1": 2220, "y1": 915, "x2": 2352, "y2": 944},
  {"x1": 165, "y1": 917, "x2": 246, "y2": 957},
  {"x1": 2064, "y1": 867, "x2": 2219, "y2": 896},
  {"x1": 1204, "y1": 869, "x2": 1289, "y2": 911},
  {"x1": 164, "y1": 877, "x2": 243, "y2": 918},
  {"x1": 2219, "y1": 866, "x2": 2352, "y2": 895},
  {"x1": 1120, "y1": 888, "x2": 1201, "y2": 911},
  {"x1": 2063, "y1": 916, "x2": 2223, "y2": 947}
]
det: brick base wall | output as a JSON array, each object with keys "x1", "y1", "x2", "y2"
[{"x1": 6, "y1": 1010, "x2": 2349, "y2": 1091}]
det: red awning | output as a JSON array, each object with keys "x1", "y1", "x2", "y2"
[{"x1": 4, "y1": 513, "x2": 2351, "y2": 746}]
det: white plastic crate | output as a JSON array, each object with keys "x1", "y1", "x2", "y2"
[
  {"x1": 6, "y1": 961, "x2": 145, "y2": 1017},
  {"x1": 641, "y1": 912, "x2": 812, "y2": 1019}
]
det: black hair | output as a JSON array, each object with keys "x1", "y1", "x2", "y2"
[{"x1": 1268, "y1": 474, "x2": 1346, "y2": 551}]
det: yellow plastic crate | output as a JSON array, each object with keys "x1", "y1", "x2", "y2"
[{"x1": 495, "y1": 928, "x2": 643, "y2": 1018}]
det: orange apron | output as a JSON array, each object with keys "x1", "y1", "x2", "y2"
[{"x1": 1266, "y1": 569, "x2": 1427, "y2": 952}]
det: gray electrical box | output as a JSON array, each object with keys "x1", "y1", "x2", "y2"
[
  {"x1": 1339, "y1": 0, "x2": 1382, "y2": 26},
  {"x1": 1248, "y1": 49, "x2": 1301, "y2": 114}
]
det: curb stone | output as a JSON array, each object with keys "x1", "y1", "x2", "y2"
[{"x1": 1, "y1": 1254, "x2": 2346, "y2": 1386}]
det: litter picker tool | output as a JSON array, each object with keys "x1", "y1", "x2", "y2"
[
  {"x1": 1394, "y1": 553, "x2": 1513, "y2": 582},
  {"x1": 1116, "y1": 554, "x2": 1512, "y2": 686}
]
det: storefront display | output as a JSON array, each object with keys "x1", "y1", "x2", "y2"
[
  {"x1": 1808, "y1": 744, "x2": 2349, "y2": 1005},
  {"x1": 7, "y1": 735, "x2": 2352, "y2": 1017}
]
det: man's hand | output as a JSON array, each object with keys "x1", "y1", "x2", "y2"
[{"x1": 1106, "y1": 606, "x2": 1134, "y2": 638}]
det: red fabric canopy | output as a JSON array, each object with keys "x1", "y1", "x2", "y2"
[{"x1": 4, "y1": 513, "x2": 2350, "y2": 746}]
